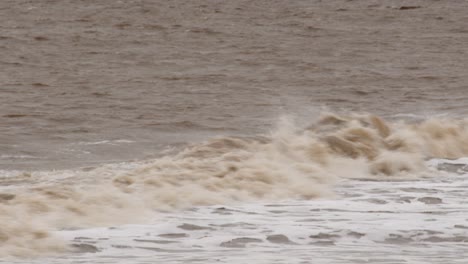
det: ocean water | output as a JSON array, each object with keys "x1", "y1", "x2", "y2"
[{"x1": 1, "y1": 0, "x2": 468, "y2": 263}]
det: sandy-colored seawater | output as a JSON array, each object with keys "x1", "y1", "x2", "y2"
[{"x1": 1, "y1": 0, "x2": 468, "y2": 263}]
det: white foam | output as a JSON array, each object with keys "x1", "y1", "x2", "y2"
[
  {"x1": 2, "y1": 114, "x2": 468, "y2": 260},
  {"x1": 19, "y1": 171, "x2": 464, "y2": 264}
]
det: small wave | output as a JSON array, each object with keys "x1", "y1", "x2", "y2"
[
  {"x1": 73, "y1": 139, "x2": 135, "y2": 146},
  {"x1": 0, "y1": 155, "x2": 38, "y2": 160}
]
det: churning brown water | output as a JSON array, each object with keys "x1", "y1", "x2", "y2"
[{"x1": 1, "y1": 0, "x2": 468, "y2": 263}]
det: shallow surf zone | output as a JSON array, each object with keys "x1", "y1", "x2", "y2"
[{"x1": 1, "y1": 113, "x2": 468, "y2": 258}]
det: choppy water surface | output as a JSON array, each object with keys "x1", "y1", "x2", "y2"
[
  {"x1": 1, "y1": 0, "x2": 468, "y2": 263},
  {"x1": 2, "y1": 0, "x2": 468, "y2": 169}
]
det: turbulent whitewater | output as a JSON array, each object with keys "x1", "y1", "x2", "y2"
[
  {"x1": 1, "y1": 113, "x2": 468, "y2": 259},
  {"x1": 2, "y1": 1, "x2": 468, "y2": 263}
]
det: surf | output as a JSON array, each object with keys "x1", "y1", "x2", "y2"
[{"x1": 1, "y1": 112, "x2": 468, "y2": 257}]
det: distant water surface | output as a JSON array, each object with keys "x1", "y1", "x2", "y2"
[{"x1": 1, "y1": 0, "x2": 468, "y2": 169}]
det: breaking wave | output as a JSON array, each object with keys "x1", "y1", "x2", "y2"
[{"x1": 1, "y1": 113, "x2": 468, "y2": 257}]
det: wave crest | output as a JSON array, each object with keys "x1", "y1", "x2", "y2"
[{"x1": 1, "y1": 113, "x2": 468, "y2": 257}]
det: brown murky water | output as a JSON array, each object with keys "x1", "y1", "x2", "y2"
[
  {"x1": 1, "y1": 1, "x2": 468, "y2": 263},
  {"x1": 2, "y1": 0, "x2": 468, "y2": 169}
]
